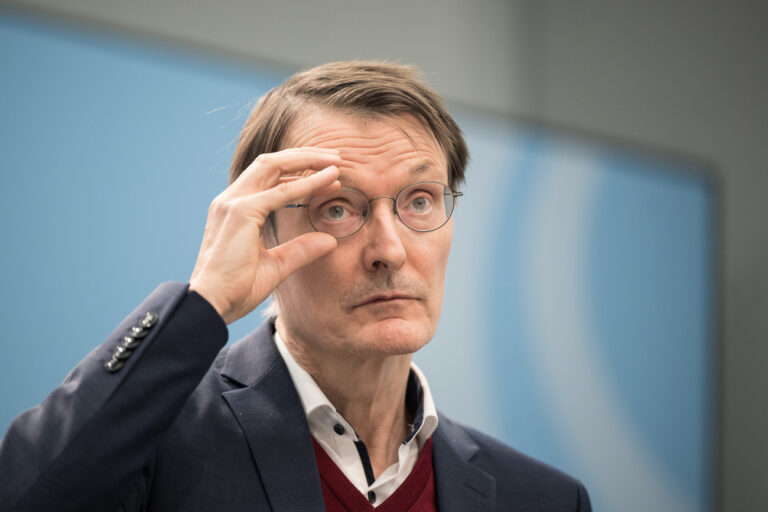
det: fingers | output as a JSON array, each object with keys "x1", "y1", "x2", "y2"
[
  {"x1": 190, "y1": 147, "x2": 344, "y2": 325},
  {"x1": 233, "y1": 147, "x2": 342, "y2": 195},
  {"x1": 252, "y1": 165, "x2": 340, "y2": 216},
  {"x1": 267, "y1": 232, "x2": 338, "y2": 282}
]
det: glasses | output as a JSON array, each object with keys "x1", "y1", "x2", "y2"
[{"x1": 286, "y1": 180, "x2": 463, "y2": 239}]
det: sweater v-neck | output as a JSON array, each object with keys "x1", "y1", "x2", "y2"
[{"x1": 312, "y1": 436, "x2": 437, "y2": 511}]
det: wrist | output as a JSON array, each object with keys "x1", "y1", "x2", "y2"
[{"x1": 188, "y1": 282, "x2": 232, "y2": 324}]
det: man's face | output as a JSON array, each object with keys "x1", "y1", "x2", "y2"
[{"x1": 273, "y1": 108, "x2": 453, "y2": 358}]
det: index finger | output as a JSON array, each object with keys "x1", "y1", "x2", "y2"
[
  {"x1": 233, "y1": 147, "x2": 342, "y2": 194},
  {"x1": 254, "y1": 165, "x2": 341, "y2": 215}
]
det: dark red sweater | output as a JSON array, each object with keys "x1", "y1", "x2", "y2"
[{"x1": 312, "y1": 437, "x2": 437, "y2": 512}]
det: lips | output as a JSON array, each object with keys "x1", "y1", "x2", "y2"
[{"x1": 355, "y1": 293, "x2": 419, "y2": 308}]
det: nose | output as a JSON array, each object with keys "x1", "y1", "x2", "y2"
[{"x1": 361, "y1": 198, "x2": 406, "y2": 272}]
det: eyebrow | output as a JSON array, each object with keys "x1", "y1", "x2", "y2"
[
  {"x1": 409, "y1": 162, "x2": 434, "y2": 176},
  {"x1": 337, "y1": 161, "x2": 442, "y2": 186}
]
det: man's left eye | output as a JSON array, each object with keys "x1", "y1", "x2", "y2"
[{"x1": 410, "y1": 196, "x2": 432, "y2": 212}]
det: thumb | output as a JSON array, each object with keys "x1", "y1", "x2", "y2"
[{"x1": 267, "y1": 232, "x2": 338, "y2": 283}]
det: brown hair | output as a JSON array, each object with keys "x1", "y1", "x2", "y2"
[{"x1": 229, "y1": 61, "x2": 468, "y2": 188}]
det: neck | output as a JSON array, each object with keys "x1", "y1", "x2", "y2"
[{"x1": 276, "y1": 317, "x2": 412, "y2": 478}]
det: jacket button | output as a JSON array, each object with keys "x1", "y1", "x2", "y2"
[
  {"x1": 105, "y1": 357, "x2": 124, "y2": 372},
  {"x1": 140, "y1": 312, "x2": 158, "y2": 328},
  {"x1": 122, "y1": 336, "x2": 141, "y2": 349},
  {"x1": 130, "y1": 326, "x2": 149, "y2": 338},
  {"x1": 333, "y1": 423, "x2": 345, "y2": 435},
  {"x1": 114, "y1": 345, "x2": 132, "y2": 360}
]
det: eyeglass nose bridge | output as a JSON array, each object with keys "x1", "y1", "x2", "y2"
[
  {"x1": 362, "y1": 195, "x2": 407, "y2": 230},
  {"x1": 366, "y1": 195, "x2": 398, "y2": 213}
]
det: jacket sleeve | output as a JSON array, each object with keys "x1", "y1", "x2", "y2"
[{"x1": 0, "y1": 282, "x2": 228, "y2": 512}]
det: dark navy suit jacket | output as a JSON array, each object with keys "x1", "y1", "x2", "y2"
[{"x1": 0, "y1": 282, "x2": 591, "y2": 511}]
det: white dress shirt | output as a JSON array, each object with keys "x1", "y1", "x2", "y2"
[{"x1": 274, "y1": 331, "x2": 438, "y2": 507}]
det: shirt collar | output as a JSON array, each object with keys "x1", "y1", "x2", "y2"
[{"x1": 274, "y1": 330, "x2": 438, "y2": 444}]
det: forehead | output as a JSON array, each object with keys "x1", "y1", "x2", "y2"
[{"x1": 284, "y1": 108, "x2": 448, "y2": 184}]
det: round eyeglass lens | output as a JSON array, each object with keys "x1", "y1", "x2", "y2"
[
  {"x1": 308, "y1": 188, "x2": 368, "y2": 238},
  {"x1": 396, "y1": 182, "x2": 453, "y2": 231}
]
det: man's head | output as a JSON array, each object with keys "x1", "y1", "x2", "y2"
[
  {"x1": 230, "y1": 61, "x2": 468, "y2": 358},
  {"x1": 230, "y1": 61, "x2": 467, "y2": 191}
]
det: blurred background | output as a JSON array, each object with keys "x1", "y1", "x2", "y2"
[{"x1": 0, "y1": 1, "x2": 765, "y2": 511}]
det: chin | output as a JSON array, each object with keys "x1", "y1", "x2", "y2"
[{"x1": 353, "y1": 317, "x2": 435, "y2": 356}]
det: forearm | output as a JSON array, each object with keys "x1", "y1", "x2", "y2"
[{"x1": 0, "y1": 282, "x2": 227, "y2": 511}]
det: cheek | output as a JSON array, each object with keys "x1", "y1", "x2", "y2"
[
  {"x1": 280, "y1": 246, "x2": 353, "y2": 301},
  {"x1": 412, "y1": 232, "x2": 452, "y2": 294},
  {"x1": 430, "y1": 223, "x2": 453, "y2": 271},
  {"x1": 272, "y1": 209, "x2": 309, "y2": 243},
  {"x1": 431, "y1": 231, "x2": 452, "y2": 301}
]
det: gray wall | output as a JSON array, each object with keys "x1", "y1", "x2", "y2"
[
  {"x1": 6, "y1": 0, "x2": 767, "y2": 510},
  {"x1": 4, "y1": 0, "x2": 539, "y2": 114}
]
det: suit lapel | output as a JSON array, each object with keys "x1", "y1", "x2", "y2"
[
  {"x1": 220, "y1": 321, "x2": 325, "y2": 512},
  {"x1": 432, "y1": 416, "x2": 496, "y2": 512},
  {"x1": 217, "y1": 321, "x2": 496, "y2": 511}
]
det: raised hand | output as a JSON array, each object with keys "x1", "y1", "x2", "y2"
[{"x1": 189, "y1": 148, "x2": 342, "y2": 324}]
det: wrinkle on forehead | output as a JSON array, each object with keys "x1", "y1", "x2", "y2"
[
  {"x1": 335, "y1": 161, "x2": 441, "y2": 187},
  {"x1": 283, "y1": 108, "x2": 448, "y2": 187}
]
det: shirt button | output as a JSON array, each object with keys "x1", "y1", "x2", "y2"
[
  {"x1": 333, "y1": 423, "x2": 345, "y2": 436},
  {"x1": 367, "y1": 491, "x2": 376, "y2": 504}
]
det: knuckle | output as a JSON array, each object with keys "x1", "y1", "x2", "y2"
[
  {"x1": 233, "y1": 196, "x2": 267, "y2": 223},
  {"x1": 254, "y1": 153, "x2": 273, "y2": 167},
  {"x1": 209, "y1": 196, "x2": 227, "y2": 215},
  {"x1": 209, "y1": 194, "x2": 244, "y2": 219},
  {"x1": 229, "y1": 196, "x2": 251, "y2": 214},
  {"x1": 273, "y1": 182, "x2": 294, "y2": 202}
]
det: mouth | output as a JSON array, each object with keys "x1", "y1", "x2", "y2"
[{"x1": 355, "y1": 293, "x2": 420, "y2": 308}]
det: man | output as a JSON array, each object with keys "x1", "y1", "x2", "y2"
[{"x1": 0, "y1": 61, "x2": 591, "y2": 511}]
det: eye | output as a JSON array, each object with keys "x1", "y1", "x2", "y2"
[
  {"x1": 323, "y1": 203, "x2": 350, "y2": 221},
  {"x1": 408, "y1": 194, "x2": 433, "y2": 213}
]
